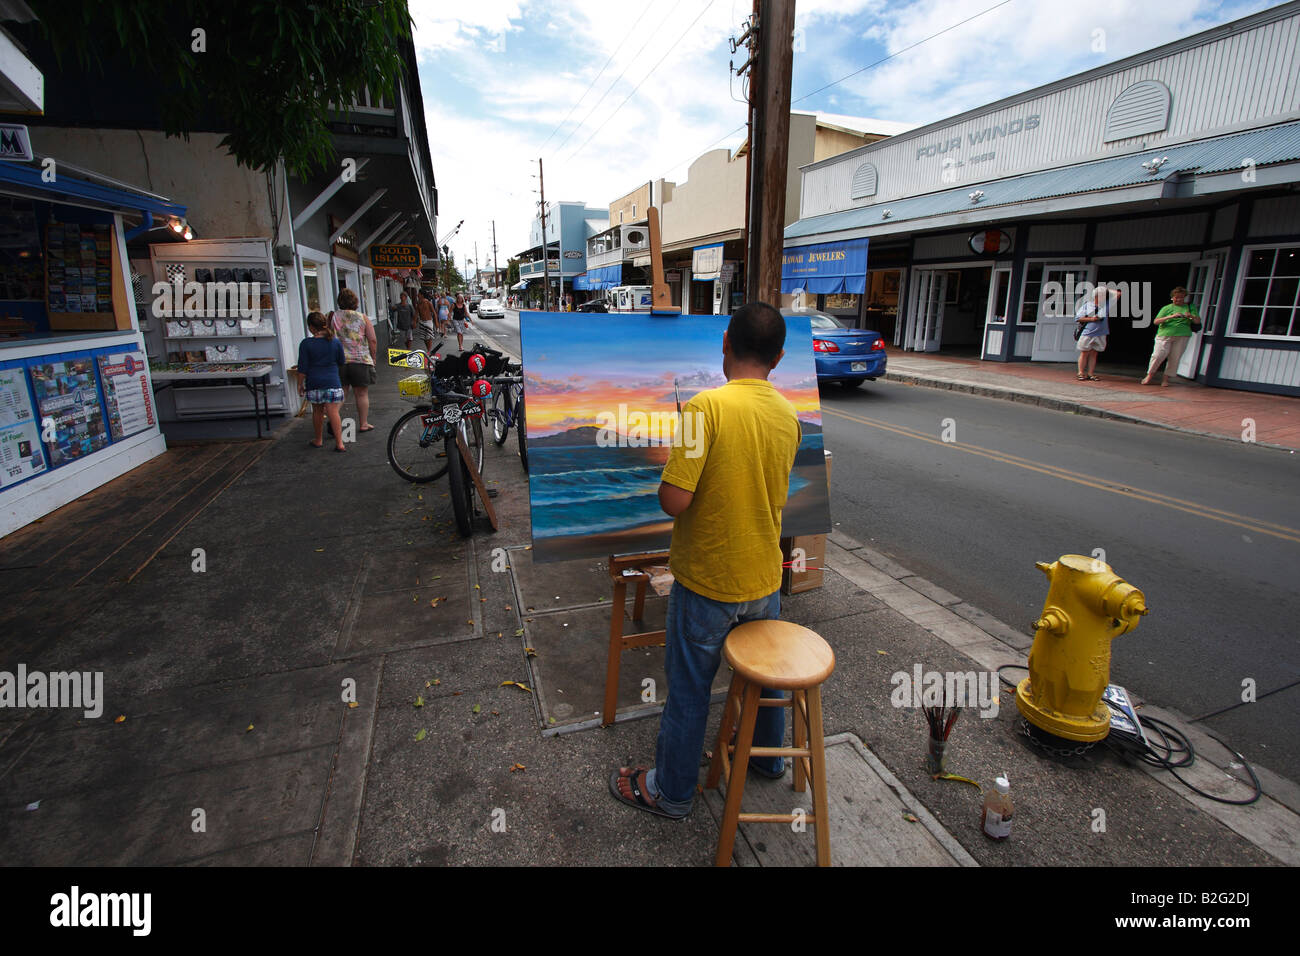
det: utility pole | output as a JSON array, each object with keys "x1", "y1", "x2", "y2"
[
  {"x1": 743, "y1": 0, "x2": 795, "y2": 306},
  {"x1": 491, "y1": 220, "x2": 499, "y2": 294},
  {"x1": 538, "y1": 158, "x2": 551, "y2": 311}
]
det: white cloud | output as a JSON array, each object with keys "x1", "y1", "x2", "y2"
[{"x1": 412, "y1": 0, "x2": 1280, "y2": 268}]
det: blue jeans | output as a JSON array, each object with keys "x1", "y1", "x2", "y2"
[{"x1": 647, "y1": 581, "x2": 785, "y2": 817}]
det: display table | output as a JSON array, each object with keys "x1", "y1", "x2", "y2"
[{"x1": 148, "y1": 362, "x2": 274, "y2": 437}]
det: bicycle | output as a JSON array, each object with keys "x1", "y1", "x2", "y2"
[
  {"x1": 487, "y1": 359, "x2": 529, "y2": 474},
  {"x1": 387, "y1": 340, "x2": 495, "y2": 484}
]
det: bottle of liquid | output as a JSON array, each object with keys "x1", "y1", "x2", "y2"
[{"x1": 981, "y1": 774, "x2": 1013, "y2": 840}]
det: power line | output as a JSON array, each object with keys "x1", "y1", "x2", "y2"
[
  {"x1": 791, "y1": 0, "x2": 1017, "y2": 105},
  {"x1": 651, "y1": 0, "x2": 1018, "y2": 185},
  {"x1": 538, "y1": 1, "x2": 658, "y2": 151},
  {"x1": 554, "y1": 0, "x2": 688, "y2": 154},
  {"x1": 568, "y1": 0, "x2": 719, "y2": 161}
]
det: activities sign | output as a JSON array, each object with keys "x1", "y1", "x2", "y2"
[
  {"x1": 0, "y1": 366, "x2": 45, "y2": 487},
  {"x1": 29, "y1": 358, "x2": 110, "y2": 468},
  {"x1": 98, "y1": 351, "x2": 156, "y2": 440},
  {"x1": 369, "y1": 244, "x2": 423, "y2": 269}
]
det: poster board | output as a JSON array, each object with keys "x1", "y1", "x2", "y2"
[
  {"x1": 97, "y1": 351, "x2": 156, "y2": 440},
  {"x1": 0, "y1": 364, "x2": 46, "y2": 487},
  {"x1": 28, "y1": 357, "x2": 110, "y2": 467},
  {"x1": 519, "y1": 312, "x2": 831, "y2": 563}
]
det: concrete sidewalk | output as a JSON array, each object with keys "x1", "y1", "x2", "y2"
[
  {"x1": 1, "y1": 333, "x2": 1295, "y2": 867},
  {"x1": 882, "y1": 351, "x2": 1300, "y2": 452}
]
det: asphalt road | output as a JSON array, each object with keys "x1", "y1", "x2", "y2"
[
  {"x1": 479, "y1": 309, "x2": 1299, "y2": 776},
  {"x1": 819, "y1": 378, "x2": 1300, "y2": 776}
]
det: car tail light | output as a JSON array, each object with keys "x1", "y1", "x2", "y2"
[
  {"x1": 813, "y1": 339, "x2": 839, "y2": 353},
  {"x1": 871, "y1": 339, "x2": 886, "y2": 351}
]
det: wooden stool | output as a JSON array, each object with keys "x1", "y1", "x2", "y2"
[{"x1": 705, "y1": 620, "x2": 835, "y2": 867}]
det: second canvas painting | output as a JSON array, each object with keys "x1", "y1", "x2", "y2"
[{"x1": 518, "y1": 311, "x2": 831, "y2": 563}]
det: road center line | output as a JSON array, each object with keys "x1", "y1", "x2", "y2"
[{"x1": 823, "y1": 406, "x2": 1300, "y2": 545}]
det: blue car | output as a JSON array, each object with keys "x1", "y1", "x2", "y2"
[{"x1": 783, "y1": 308, "x2": 887, "y2": 387}]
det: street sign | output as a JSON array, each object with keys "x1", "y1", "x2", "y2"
[
  {"x1": 369, "y1": 244, "x2": 423, "y2": 269},
  {"x1": 0, "y1": 124, "x2": 33, "y2": 162}
]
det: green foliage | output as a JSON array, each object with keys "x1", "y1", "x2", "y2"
[
  {"x1": 31, "y1": 0, "x2": 412, "y2": 179},
  {"x1": 506, "y1": 258, "x2": 521, "y2": 285}
]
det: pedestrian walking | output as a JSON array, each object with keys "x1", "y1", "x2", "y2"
[
  {"x1": 331, "y1": 288, "x2": 378, "y2": 433},
  {"x1": 609, "y1": 301, "x2": 803, "y2": 819},
  {"x1": 1075, "y1": 285, "x2": 1122, "y2": 381},
  {"x1": 436, "y1": 290, "x2": 452, "y2": 336},
  {"x1": 451, "y1": 292, "x2": 472, "y2": 351},
  {"x1": 415, "y1": 292, "x2": 436, "y2": 354},
  {"x1": 296, "y1": 311, "x2": 347, "y2": 452},
  {"x1": 1142, "y1": 286, "x2": 1200, "y2": 386},
  {"x1": 391, "y1": 291, "x2": 415, "y2": 349}
]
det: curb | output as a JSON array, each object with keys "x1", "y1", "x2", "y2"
[
  {"x1": 881, "y1": 371, "x2": 1296, "y2": 455},
  {"x1": 821, "y1": 531, "x2": 1300, "y2": 866}
]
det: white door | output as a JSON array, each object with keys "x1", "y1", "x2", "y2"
[
  {"x1": 1177, "y1": 258, "x2": 1217, "y2": 379},
  {"x1": 982, "y1": 267, "x2": 1012, "y2": 360},
  {"x1": 1031, "y1": 264, "x2": 1096, "y2": 361},
  {"x1": 907, "y1": 270, "x2": 947, "y2": 352}
]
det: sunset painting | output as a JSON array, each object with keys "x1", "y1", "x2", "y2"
[{"x1": 518, "y1": 311, "x2": 831, "y2": 563}]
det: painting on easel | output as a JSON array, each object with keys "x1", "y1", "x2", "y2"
[{"x1": 519, "y1": 311, "x2": 831, "y2": 563}]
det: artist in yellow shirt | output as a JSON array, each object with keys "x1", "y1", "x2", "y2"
[{"x1": 611, "y1": 301, "x2": 802, "y2": 819}]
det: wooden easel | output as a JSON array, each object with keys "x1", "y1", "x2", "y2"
[
  {"x1": 603, "y1": 550, "x2": 671, "y2": 727},
  {"x1": 456, "y1": 432, "x2": 499, "y2": 531},
  {"x1": 601, "y1": 206, "x2": 679, "y2": 726}
]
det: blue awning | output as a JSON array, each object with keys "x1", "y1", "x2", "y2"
[
  {"x1": 0, "y1": 159, "x2": 186, "y2": 220},
  {"x1": 575, "y1": 263, "x2": 621, "y2": 290},
  {"x1": 781, "y1": 237, "x2": 869, "y2": 294}
]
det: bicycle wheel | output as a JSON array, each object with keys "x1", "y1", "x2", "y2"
[
  {"x1": 462, "y1": 415, "x2": 485, "y2": 477},
  {"x1": 490, "y1": 386, "x2": 510, "y2": 445},
  {"x1": 446, "y1": 434, "x2": 474, "y2": 537},
  {"x1": 388, "y1": 407, "x2": 449, "y2": 482},
  {"x1": 515, "y1": 390, "x2": 528, "y2": 474}
]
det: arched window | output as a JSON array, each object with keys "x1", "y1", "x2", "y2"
[
  {"x1": 850, "y1": 162, "x2": 878, "y2": 200},
  {"x1": 1104, "y1": 80, "x2": 1171, "y2": 143}
]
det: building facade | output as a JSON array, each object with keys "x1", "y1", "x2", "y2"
[{"x1": 783, "y1": 1, "x2": 1300, "y2": 395}]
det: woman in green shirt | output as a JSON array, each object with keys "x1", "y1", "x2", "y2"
[{"x1": 1142, "y1": 286, "x2": 1200, "y2": 386}]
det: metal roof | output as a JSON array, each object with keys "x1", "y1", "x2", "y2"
[{"x1": 785, "y1": 120, "x2": 1300, "y2": 243}]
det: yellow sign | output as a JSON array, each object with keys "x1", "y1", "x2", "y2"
[
  {"x1": 370, "y1": 244, "x2": 424, "y2": 269},
  {"x1": 387, "y1": 347, "x2": 428, "y2": 369}
]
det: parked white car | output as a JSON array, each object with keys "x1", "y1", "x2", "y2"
[{"x1": 478, "y1": 298, "x2": 505, "y2": 318}]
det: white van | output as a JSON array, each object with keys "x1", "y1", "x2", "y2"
[{"x1": 606, "y1": 285, "x2": 653, "y2": 312}]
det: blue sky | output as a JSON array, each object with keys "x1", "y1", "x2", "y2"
[{"x1": 409, "y1": 0, "x2": 1283, "y2": 270}]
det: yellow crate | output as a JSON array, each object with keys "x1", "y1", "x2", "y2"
[{"x1": 398, "y1": 374, "x2": 431, "y2": 399}]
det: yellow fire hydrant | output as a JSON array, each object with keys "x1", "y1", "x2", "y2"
[{"x1": 1016, "y1": 555, "x2": 1148, "y2": 742}]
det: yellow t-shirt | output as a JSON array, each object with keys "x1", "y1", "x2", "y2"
[{"x1": 661, "y1": 378, "x2": 802, "y2": 603}]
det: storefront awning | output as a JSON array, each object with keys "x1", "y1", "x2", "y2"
[
  {"x1": 511, "y1": 279, "x2": 530, "y2": 290},
  {"x1": 574, "y1": 264, "x2": 622, "y2": 290},
  {"x1": 0, "y1": 158, "x2": 186, "y2": 221},
  {"x1": 781, "y1": 237, "x2": 869, "y2": 294}
]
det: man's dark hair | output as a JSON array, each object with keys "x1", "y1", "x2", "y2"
[{"x1": 726, "y1": 301, "x2": 786, "y2": 364}]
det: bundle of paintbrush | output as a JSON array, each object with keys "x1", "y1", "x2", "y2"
[{"x1": 923, "y1": 704, "x2": 962, "y2": 774}]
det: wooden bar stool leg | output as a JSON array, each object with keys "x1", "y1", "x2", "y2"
[
  {"x1": 706, "y1": 672, "x2": 743, "y2": 790},
  {"x1": 715, "y1": 681, "x2": 761, "y2": 867},
  {"x1": 602, "y1": 580, "x2": 627, "y2": 727},
  {"x1": 792, "y1": 688, "x2": 808, "y2": 793},
  {"x1": 807, "y1": 685, "x2": 831, "y2": 867}
]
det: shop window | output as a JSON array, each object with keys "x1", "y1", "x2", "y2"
[
  {"x1": 1019, "y1": 260, "x2": 1084, "y2": 324},
  {"x1": 1232, "y1": 245, "x2": 1300, "y2": 338}
]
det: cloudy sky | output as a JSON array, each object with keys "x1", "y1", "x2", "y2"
[{"x1": 408, "y1": 0, "x2": 1281, "y2": 272}]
